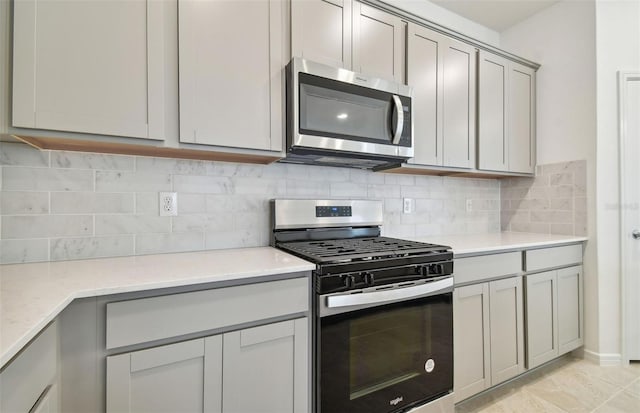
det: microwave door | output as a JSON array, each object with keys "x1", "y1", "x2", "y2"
[{"x1": 299, "y1": 83, "x2": 394, "y2": 142}]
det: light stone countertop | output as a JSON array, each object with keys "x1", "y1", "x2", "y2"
[
  {"x1": 412, "y1": 231, "x2": 588, "y2": 256},
  {"x1": 0, "y1": 247, "x2": 315, "y2": 369},
  {"x1": 0, "y1": 232, "x2": 588, "y2": 370}
]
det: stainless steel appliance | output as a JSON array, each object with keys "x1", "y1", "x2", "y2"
[
  {"x1": 271, "y1": 199, "x2": 454, "y2": 413},
  {"x1": 283, "y1": 58, "x2": 414, "y2": 169}
]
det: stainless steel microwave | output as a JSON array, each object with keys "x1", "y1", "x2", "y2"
[{"x1": 283, "y1": 58, "x2": 413, "y2": 169}]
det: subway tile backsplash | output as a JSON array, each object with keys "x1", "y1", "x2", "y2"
[
  {"x1": 501, "y1": 160, "x2": 587, "y2": 236},
  {"x1": 0, "y1": 142, "x2": 500, "y2": 264}
]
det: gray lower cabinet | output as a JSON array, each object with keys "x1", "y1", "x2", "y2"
[
  {"x1": 106, "y1": 318, "x2": 307, "y2": 413},
  {"x1": 453, "y1": 276, "x2": 524, "y2": 403},
  {"x1": 107, "y1": 336, "x2": 222, "y2": 413},
  {"x1": 29, "y1": 384, "x2": 58, "y2": 413},
  {"x1": 525, "y1": 265, "x2": 584, "y2": 369},
  {"x1": 223, "y1": 318, "x2": 308, "y2": 413},
  {"x1": 453, "y1": 283, "x2": 490, "y2": 402},
  {"x1": 0, "y1": 321, "x2": 59, "y2": 413},
  {"x1": 488, "y1": 277, "x2": 525, "y2": 385}
]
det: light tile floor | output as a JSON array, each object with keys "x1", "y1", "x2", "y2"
[{"x1": 455, "y1": 357, "x2": 640, "y2": 412}]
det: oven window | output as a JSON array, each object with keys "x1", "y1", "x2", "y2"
[
  {"x1": 319, "y1": 293, "x2": 452, "y2": 413},
  {"x1": 349, "y1": 306, "x2": 428, "y2": 400}
]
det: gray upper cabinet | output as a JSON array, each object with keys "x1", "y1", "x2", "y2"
[
  {"x1": 478, "y1": 50, "x2": 536, "y2": 174},
  {"x1": 508, "y1": 63, "x2": 536, "y2": 174},
  {"x1": 12, "y1": 0, "x2": 166, "y2": 140},
  {"x1": 291, "y1": 0, "x2": 404, "y2": 83},
  {"x1": 478, "y1": 51, "x2": 509, "y2": 172},
  {"x1": 352, "y1": 1, "x2": 405, "y2": 83},
  {"x1": 179, "y1": 0, "x2": 285, "y2": 152},
  {"x1": 291, "y1": 0, "x2": 352, "y2": 69},
  {"x1": 407, "y1": 23, "x2": 476, "y2": 168}
]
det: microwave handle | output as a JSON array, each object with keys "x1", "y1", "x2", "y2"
[{"x1": 392, "y1": 95, "x2": 404, "y2": 144}]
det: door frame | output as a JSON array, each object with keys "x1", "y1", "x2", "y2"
[{"x1": 619, "y1": 71, "x2": 640, "y2": 363}]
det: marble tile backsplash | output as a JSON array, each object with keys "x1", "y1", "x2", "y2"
[
  {"x1": 501, "y1": 160, "x2": 587, "y2": 236},
  {"x1": 0, "y1": 142, "x2": 500, "y2": 264}
]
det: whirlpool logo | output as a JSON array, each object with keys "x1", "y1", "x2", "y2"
[{"x1": 389, "y1": 396, "x2": 404, "y2": 406}]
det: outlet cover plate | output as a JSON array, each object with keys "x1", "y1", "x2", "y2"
[{"x1": 159, "y1": 192, "x2": 178, "y2": 216}]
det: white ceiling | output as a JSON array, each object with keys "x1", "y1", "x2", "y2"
[{"x1": 431, "y1": 0, "x2": 560, "y2": 32}]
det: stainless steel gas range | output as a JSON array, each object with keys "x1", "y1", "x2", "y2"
[{"x1": 271, "y1": 199, "x2": 455, "y2": 413}]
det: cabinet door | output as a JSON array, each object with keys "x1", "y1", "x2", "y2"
[
  {"x1": 441, "y1": 39, "x2": 476, "y2": 168},
  {"x1": 489, "y1": 277, "x2": 524, "y2": 386},
  {"x1": 223, "y1": 318, "x2": 308, "y2": 413},
  {"x1": 508, "y1": 62, "x2": 536, "y2": 174},
  {"x1": 106, "y1": 336, "x2": 223, "y2": 413},
  {"x1": 29, "y1": 384, "x2": 58, "y2": 413},
  {"x1": 291, "y1": 0, "x2": 352, "y2": 69},
  {"x1": 179, "y1": 0, "x2": 284, "y2": 151},
  {"x1": 352, "y1": 2, "x2": 405, "y2": 83},
  {"x1": 0, "y1": 321, "x2": 58, "y2": 413},
  {"x1": 13, "y1": 0, "x2": 165, "y2": 140},
  {"x1": 525, "y1": 271, "x2": 558, "y2": 369},
  {"x1": 406, "y1": 23, "x2": 441, "y2": 166},
  {"x1": 478, "y1": 51, "x2": 509, "y2": 172},
  {"x1": 453, "y1": 284, "x2": 491, "y2": 403},
  {"x1": 557, "y1": 266, "x2": 584, "y2": 354}
]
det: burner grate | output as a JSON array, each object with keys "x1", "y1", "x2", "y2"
[{"x1": 278, "y1": 237, "x2": 449, "y2": 263}]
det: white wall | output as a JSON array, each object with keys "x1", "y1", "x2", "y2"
[
  {"x1": 502, "y1": 0, "x2": 640, "y2": 364},
  {"x1": 501, "y1": 0, "x2": 599, "y2": 356},
  {"x1": 595, "y1": 0, "x2": 640, "y2": 361},
  {"x1": 382, "y1": 0, "x2": 500, "y2": 46}
]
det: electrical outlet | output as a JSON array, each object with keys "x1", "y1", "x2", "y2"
[
  {"x1": 466, "y1": 199, "x2": 473, "y2": 212},
  {"x1": 159, "y1": 192, "x2": 178, "y2": 216},
  {"x1": 403, "y1": 198, "x2": 414, "y2": 214}
]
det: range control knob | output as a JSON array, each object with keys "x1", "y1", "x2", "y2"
[
  {"x1": 363, "y1": 272, "x2": 375, "y2": 286},
  {"x1": 343, "y1": 274, "x2": 356, "y2": 289},
  {"x1": 429, "y1": 264, "x2": 444, "y2": 275}
]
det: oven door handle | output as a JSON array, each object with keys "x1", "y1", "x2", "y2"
[{"x1": 326, "y1": 278, "x2": 453, "y2": 309}]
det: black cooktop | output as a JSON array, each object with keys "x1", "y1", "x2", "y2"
[{"x1": 277, "y1": 236, "x2": 450, "y2": 264}]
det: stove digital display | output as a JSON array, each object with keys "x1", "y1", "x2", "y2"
[{"x1": 316, "y1": 206, "x2": 352, "y2": 217}]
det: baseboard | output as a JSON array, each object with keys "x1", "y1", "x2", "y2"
[{"x1": 583, "y1": 349, "x2": 622, "y2": 366}]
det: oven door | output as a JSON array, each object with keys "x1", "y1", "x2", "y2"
[{"x1": 317, "y1": 279, "x2": 453, "y2": 413}]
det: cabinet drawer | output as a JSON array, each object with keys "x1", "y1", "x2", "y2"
[
  {"x1": 525, "y1": 244, "x2": 583, "y2": 272},
  {"x1": 0, "y1": 322, "x2": 58, "y2": 413},
  {"x1": 454, "y1": 252, "x2": 522, "y2": 285},
  {"x1": 106, "y1": 277, "x2": 309, "y2": 349}
]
